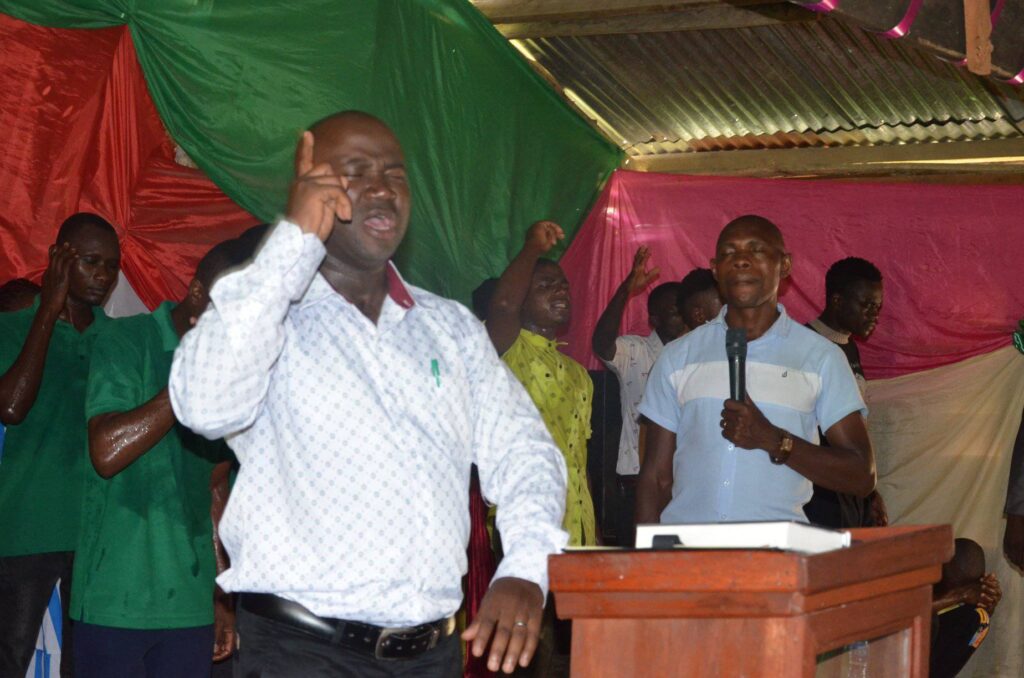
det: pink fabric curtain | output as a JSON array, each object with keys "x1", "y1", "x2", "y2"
[{"x1": 559, "y1": 170, "x2": 1024, "y2": 378}]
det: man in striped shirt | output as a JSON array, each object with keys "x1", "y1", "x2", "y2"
[{"x1": 636, "y1": 215, "x2": 875, "y2": 525}]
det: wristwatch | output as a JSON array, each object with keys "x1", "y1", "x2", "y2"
[{"x1": 770, "y1": 431, "x2": 794, "y2": 465}]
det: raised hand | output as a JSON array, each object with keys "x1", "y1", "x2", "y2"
[
  {"x1": 625, "y1": 246, "x2": 660, "y2": 296},
  {"x1": 285, "y1": 131, "x2": 352, "y2": 241},
  {"x1": 462, "y1": 576, "x2": 544, "y2": 674},
  {"x1": 524, "y1": 220, "x2": 564, "y2": 255},
  {"x1": 40, "y1": 242, "x2": 75, "y2": 317}
]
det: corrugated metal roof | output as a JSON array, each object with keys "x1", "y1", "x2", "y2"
[{"x1": 513, "y1": 17, "x2": 1024, "y2": 156}]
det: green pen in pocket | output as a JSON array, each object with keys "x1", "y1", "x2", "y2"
[{"x1": 431, "y1": 359, "x2": 441, "y2": 386}]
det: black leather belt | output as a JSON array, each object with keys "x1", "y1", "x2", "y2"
[{"x1": 239, "y1": 593, "x2": 455, "y2": 660}]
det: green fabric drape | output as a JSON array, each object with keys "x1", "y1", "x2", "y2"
[{"x1": 1, "y1": 0, "x2": 620, "y2": 299}]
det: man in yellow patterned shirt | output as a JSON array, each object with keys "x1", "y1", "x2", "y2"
[{"x1": 487, "y1": 220, "x2": 597, "y2": 547}]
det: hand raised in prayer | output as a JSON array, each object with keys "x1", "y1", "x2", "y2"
[
  {"x1": 462, "y1": 576, "x2": 544, "y2": 674},
  {"x1": 523, "y1": 220, "x2": 564, "y2": 255},
  {"x1": 721, "y1": 394, "x2": 780, "y2": 453},
  {"x1": 624, "y1": 246, "x2": 660, "y2": 296},
  {"x1": 286, "y1": 131, "x2": 352, "y2": 241},
  {"x1": 40, "y1": 242, "x2": 75, "y2": 318}
]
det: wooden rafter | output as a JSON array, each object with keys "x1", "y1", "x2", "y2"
[
  {"x1": 626, "y1": 139, "x2": 1024, "y2": 177},
  {"x1": 470, "y1": 0, "x2": 816, "y2": 38}
]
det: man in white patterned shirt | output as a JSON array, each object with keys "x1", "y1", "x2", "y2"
[
  {"x1": 591, "y1": 253, "x2": 721, "y2": 546},
  {"x1": 169, "y1": 111, "x2": 568, "y2": 676}
]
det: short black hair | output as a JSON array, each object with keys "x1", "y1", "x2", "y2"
[
  {"x1": 0, "y1": 278, "x2": 41, "y2": 313},
  {"x1": 56, "y1": 212, "x2": 117, "y2": 245},
  {"x1": 677, "y1": 268, "x2": 717, "y2": 313},
  {"x1": 237, "y1": 223, "x2": 271, "y2": 248},
  {"x1": 471, "y1": 278, "x2": 498, "y2": 321},
  {"x1": 825, "y1": 257, "x2": 882, "y2": 299},
  {"x1": 194, "y1": 232, "x2": 265, "y2": 288},
  {"x1": 942, "y1": 538, "x2": 986, "y2": 588},
  {"x1": 647, "y1": 282, "x2": 682, "y2": 314}
]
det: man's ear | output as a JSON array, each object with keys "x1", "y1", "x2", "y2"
[
  {"x1": 693, "y1": 307, "x2": 706, "y2": 325},
  {"x1": 48, "y1": 244, "x2": 57, "y2": 258},
  {"x1": 709, "y1": 259, "x2": 718, "y2": 280},
  {"x1": 780, "y1": 252, "x2": 793, "y2": 279},
  {"x1": 188, "y1": 279, "x2": 206, "y2": 304}
]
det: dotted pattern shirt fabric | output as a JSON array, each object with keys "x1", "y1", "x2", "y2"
[
  {"x1": 602, "y1": 332, "x2": 663, "y2": 476},
  {"x1": 639, "y1": 305, "x2": 866, "y2": 524},
  {"x1": 168, "y1": 221, "x2": 568, "y2": 627},
  {"x1": 502, "y1": 330, "x2": 596, "y2": 546}
]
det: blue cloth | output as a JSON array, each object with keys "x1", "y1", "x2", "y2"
[{"x1": 639, "y1": 305, "x2": 866, "y2": 523}]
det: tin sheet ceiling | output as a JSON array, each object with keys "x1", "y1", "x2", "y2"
[{"x1": 510, "y1": 18, "x2": 1024, "y2": 157}]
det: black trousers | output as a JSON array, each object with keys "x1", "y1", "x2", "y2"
[
  {"x1": 0, "y1": 551, "x2": 74, "y2": 678},
  {"x1": 930, "y1": 605, "x2": 988, "y2": 678},
  {"x1": 233, "y1": 606, "x2": 461, "y2": 678},
  {"x1": 615, "y1": 474, "x2": 638, "y2": 547},
  {"x1": 74, "y1": 622, "x2": 215, "y2": 678}
]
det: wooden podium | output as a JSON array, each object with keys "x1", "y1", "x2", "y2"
[{"x1": 549, "y1": 525, "x2": 952, "y2": 677}]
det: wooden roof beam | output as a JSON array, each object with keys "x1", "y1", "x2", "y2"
[
  {"x1": 471, "y1": 1, "x2": 816, "y2": 38},
  {"x1": 471, "y1": 0, "x2": 776, "y2": 23},
  {"x1": 625, "y1": 138, "x2": 1024, "y2": 177}
]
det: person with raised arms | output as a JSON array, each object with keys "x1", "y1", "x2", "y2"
[
  {"x1": 71, "y1": 236, "x2": 258, "y2": 677},
  {"x1": 169, "y1": 111, "x2": 568, "y2": 676},
  {"x1": 0, "y1": 213, "x2": 120, "y2": 677}
]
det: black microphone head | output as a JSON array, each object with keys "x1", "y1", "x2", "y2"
[{"x1": 725, "y1": 328, "x2": 747, "y2": 359}]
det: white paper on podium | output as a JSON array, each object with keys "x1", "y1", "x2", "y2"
[{"x1": 635, "y1": 521, "x2": 851, "y2": 555}]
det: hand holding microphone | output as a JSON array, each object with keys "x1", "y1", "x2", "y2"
[{"x1": 721, "y1": 329, "x2": 779, "y2": 451}]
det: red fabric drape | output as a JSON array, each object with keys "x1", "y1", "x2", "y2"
[
  {"x1": 464, "y1": 473, "x2": 497, "y2": 678},
  {"x1": 0, "y1": 14, "x2": 256, "y2": 307},
  {"x1": 559, "y1": 170, "x2": 1024, "y2": 379}
]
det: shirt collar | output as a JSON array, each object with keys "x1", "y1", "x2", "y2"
[
  {"x1": 520, "y1": 328, "x2": 564, "y2": 350},
  {"x1": 25, "y1": 296, "x2": 109, "y2": 332},
  {"x1": 645, "y1": 332, "x2": 664, "y2": 350},
  {"x1": 711, "y1": 303, "x2": 792, "y2": 341},
  {"x1": 152, "y1": 301, "x2": 181, "y2": 352},
  {"x1": 301, "y1": 261, "x2": 416, "y2": 311}
]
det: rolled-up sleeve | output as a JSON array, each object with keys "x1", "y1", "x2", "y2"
[
  {"x1": 169, "y1": 220, "x2": 325, "y2": 440},
  {"x1": 467, "y1": 320, "x2": 568, "y2": 597}
]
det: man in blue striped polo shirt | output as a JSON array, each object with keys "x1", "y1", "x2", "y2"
[{"x1": 636, "y1": 215, "x2": 875, "y2": 525}]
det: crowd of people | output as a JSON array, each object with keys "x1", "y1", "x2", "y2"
[{"x1": 0, "y1": 110, "x2": 1014, "y2": 678}]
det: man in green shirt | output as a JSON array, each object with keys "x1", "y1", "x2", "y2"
[
  {"x1": 0, "y1": 213, "x2": 120, "y2": 678},
  {"x1": 72, "y1": 235, "x2": 256, "y2": 678}
]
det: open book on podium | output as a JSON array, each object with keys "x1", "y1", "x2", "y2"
[{"x1": 633, "y1": 520, "x2": 851, "y2": 554}]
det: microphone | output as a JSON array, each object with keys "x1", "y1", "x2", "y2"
[{"x1": 725, "y1": 328, "x2": 747, "y2": 401}]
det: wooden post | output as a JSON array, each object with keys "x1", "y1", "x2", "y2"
[{"x1": 964, "y1": 0, "x2": 993, "y2": 75}]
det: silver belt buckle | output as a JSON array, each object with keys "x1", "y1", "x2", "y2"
[
  {"x1": 374, "y1": 627, "x2": 400, "y2": 660},
  {"x1": 374, "y1": 622, "x2": 442, "y2": 660}
]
